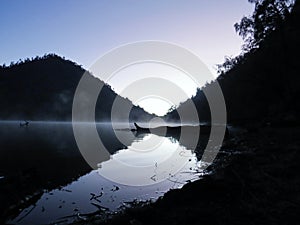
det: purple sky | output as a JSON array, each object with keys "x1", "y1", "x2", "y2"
[{"x1": 0, "y1": 0, "x2": 253, "y2": 74}]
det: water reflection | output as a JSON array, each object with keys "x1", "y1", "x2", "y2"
[
  {"x1": 98, "y1": 134, "x2": 195, "y2": 186},
  {"x1": 0, "y1": 122, "x2": 204, "y2": 224}
]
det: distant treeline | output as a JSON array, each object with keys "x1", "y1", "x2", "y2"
[
  {"x1": 165, "y1": 0, "x2": 300, "y2": 125},
  {"x1": 0, "y1": 54, "x2": 154, "y2": 122}
]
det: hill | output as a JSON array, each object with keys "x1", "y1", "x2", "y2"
[
  {"x1": 165, "y1": 0, "x2": 300, "y2": 126},
  {"x1": 0, "y1": 54, "x2": 153, "y2": 122}
]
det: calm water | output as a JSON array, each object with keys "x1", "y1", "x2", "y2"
[{"x1": 0, "y1": 121, "x2": 205, "y2": 225}]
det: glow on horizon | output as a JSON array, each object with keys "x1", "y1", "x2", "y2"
[
  {"x1": 137, "y1": 98, "x2": 172, "y2": 116},
  {"x1": 107, "y1": 62, "x2": 200, "y2": 116}
]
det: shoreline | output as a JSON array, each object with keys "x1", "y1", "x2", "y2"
[
  {"x1": 75, "y1": 125, "x2": 300, "y2": 225},
  {"x1": 2, "y1": 125, "x2": 299, "y2": 224}
]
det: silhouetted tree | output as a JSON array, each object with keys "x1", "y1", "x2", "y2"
[
  {"x1": 235, "y1": 0, "x2": 294, "y2": 50},
  {"x1": 216, "y1": 55, "x2": 245, "y2": 75},
  {"x1": 217, "y1": 0, "x2": 294, "y2": 74}
]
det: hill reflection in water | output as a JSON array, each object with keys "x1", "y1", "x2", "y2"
[{"x1": 1, "y1": 122, "x2": 206, "y2": 225}]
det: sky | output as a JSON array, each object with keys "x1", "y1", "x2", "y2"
[{"x1": 0, "y1": 0, "x2": 254, "y2": 116}]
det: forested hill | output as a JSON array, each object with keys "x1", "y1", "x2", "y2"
[
  {"x1": 0, "y1": 54, "x2": 153, "y2": 121},
  {"x1": 165, "y1": 0, "x2": 300, "y2": 125}
]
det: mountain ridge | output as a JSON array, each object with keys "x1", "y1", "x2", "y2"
[{"x1": 0, "y1": 54, "x2": 154, "y2": 122}]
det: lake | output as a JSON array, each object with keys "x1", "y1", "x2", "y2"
[{"x1": 0, "y1": 121, "x2": 209, "y2": 224}]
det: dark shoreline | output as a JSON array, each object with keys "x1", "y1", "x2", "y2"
[{"x1": 71, "y1": 125, "x2": 300, "y2": 225}]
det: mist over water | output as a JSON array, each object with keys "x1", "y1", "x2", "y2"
[{"x1": 0, "y1": 121, "x2": 204, "y2": 224}]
